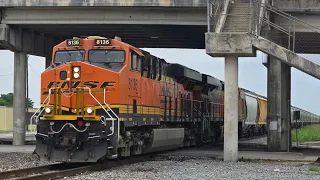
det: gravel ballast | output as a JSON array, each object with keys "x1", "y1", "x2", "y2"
[
  {"x1": 67, "y1": 156, "x2": 319, "y2": 180},
  {"x1": 0, "y1": 152, "x2": 53, "y2": 172},
  {"x1": 0, "y1": 152, "x2": 318, "y2": 180},
  {"x1": 239, "y1": 136, "x2": 267, "y2": 145}
]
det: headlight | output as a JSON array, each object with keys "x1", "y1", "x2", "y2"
[
  {"x1": 73, "y1": 66, "x2": 80, "y2": 79},
  {"x1": 73, "y1": 72, "x2": 80, "y2": 78},
  {"x1": 86, "y1": 107, "x2": 94, "y2": 114},
  {"x1": 45, "y1": 107, "x2": 52, "y2": 114},
  {"x1": 73, "y1": 67, "x2": 80, "y2": 73}
]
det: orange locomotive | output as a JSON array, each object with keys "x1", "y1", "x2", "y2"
[
  {"x1": 33, "y1": 36, "x2": 320, "y2": 163},
  {"x1": 33, "y1": 36, "x2": 231, "y2": 162}
]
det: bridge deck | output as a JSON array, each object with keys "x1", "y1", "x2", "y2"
[{"x1": 0, "y1": 0, "x2": 206, "y2": 7}]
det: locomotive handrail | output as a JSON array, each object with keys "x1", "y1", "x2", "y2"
[
  {"x1": 50, "y1": 122, "x2": 89, "y2": 134},
  {"x1": 30, "y1": 88, "x2": 54, "y2": 125},
  {"x1": 103, "y1": 88, "x2": 120, "y2": 141},
  {"x1": 31, "y1": 87, "x2": 117, "y2": 138},
  {"x1": 82, "y1": 87, "x2": 116, "y2": 137}
]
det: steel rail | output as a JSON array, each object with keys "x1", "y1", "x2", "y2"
[
  {"x1": 0, "y1": 163, "x2": 63, "y2": 179},
  {"x1": 0, "y1": 154, "x2": 152, "y2": 180}
]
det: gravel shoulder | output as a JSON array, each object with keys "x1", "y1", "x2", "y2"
[
  {"x1": 0, "y1": 152, "x2": 319, "y2": 180},
  {"x1": 0, "y1": 152, "x2": 54, "y2": 172},
  {"x1": 67, "y1": 156, "x2": 320, "y2": 180},
  {"x1": 239, "y1": 135, "x2": 267, "y2": 145}
]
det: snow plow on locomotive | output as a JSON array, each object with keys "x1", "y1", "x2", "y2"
[{"x1": 31, "y1": 36, "x2": 320, "y2": 163}]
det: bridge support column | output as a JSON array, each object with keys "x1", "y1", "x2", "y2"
[
  {"x1": 45, "y1": 54, "x2": 52, "y2": 68},
  {"x1": 224, "y1": 55, "x2": 238, "y2": 162},
  {"x1": 205, "y1": 32, "x2": 255, "y2": 162},
  {"x1": 267, "y1": 55, "x2": 291, "y2": 151},
  {"x1": 13, "y1": 52, "x2": 27, "y2": 145}
]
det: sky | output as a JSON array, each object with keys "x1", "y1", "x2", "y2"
[{"x1": 0, "y1": 49, "x2": 319, "y2": 114}]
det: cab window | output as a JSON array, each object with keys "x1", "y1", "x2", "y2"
[
  {"x1": 54, "y1": 50, "x2": 85, "y2": 65},
  {"x1": 88, "y1": 49, "x2": 125, "y2": 63},
  {"x1": 131, "y1": 51, "x2": 141, "y2": 72}
]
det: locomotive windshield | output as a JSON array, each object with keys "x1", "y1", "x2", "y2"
[
  {"x1": 54, "y1": 50, "x2": 85, "y2": 65},
  {"x1": 88, "y1": 49, "x2": 125, "y2": 64}
]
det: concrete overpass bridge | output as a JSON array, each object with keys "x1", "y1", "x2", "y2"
[
  {"x1": 1, "y1": 0, "x2": 320, "y2": 161},
  {"x1": 1, "y1": 0, "x2": 320, "y2": 54}
]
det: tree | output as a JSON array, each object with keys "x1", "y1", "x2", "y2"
[
  {"x1": 0, "y1": 93, "x2": 34, "y2": 108},
  {"x1": 0, "y1": 98, "x2": 7, "y2": 107}
]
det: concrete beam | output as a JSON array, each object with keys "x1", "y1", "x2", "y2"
[
  {"x1": 206, "y1": 33, "x2": 320, "y2": 80},
  {"x1": 1, "y1": 7, "x2": 206, "y2": 25},
  {"x1": 205, "y1": 32, "x2": 256, "y2": 57},
  {"x1": 252, "y1": 35, "x2": 320, "y2": 80},
  {"x1": 273, "y1": 0, "x2": 320, "y2": 13},
  {"x1": 0, "y1": 24, "x2": 57, "y2": 56},
  {"x1": 0, "y1": 0, "x2": 206, "y2": 7}
]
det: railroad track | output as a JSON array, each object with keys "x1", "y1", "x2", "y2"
[
  {"x1": 0, "y1": 155, "x2": 151, "y2": 180},
  {"x1": 0, "y1": 135, "x2": 268, "y2": 180}
]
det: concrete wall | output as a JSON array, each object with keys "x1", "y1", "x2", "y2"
[
  {"x1": 273, "y1": 0, "x2": 320, "y2": 13},
  {"x1": 1, "y1": 0, "x2": 207, "y2": 7},
  {"x1": 1, "y1": 7, "x2": 206, "y2": 25},
  {"x1": 0, "y1": 107, "x2": 37, "y2": 131}
]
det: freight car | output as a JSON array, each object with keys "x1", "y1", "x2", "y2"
[
  {"x1": 237, "y1": 89, "x2": 320, "y2": 138},
  {"x1": 31, "y1": 36, "x2": 320, "y2": 163}
]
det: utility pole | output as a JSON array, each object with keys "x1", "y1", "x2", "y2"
[{"x1": 26, "y1": 55, "x2": 29, "y2": 128}]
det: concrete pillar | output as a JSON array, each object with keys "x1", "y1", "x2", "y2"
[
  {"x1": 45, "y1": 54, "x2": 52, "y2": 68},
  {"x1": 280, "y1": 60, "x2": 292, "y2": 150},
  {"x1": 13, "y1": 52, "x2": 27, "y2": 145},
  {"x1": 224, "y1": 55, "x2": 238, "y2": 162},
  {"x1": 267, "y1": 56, "x2": 291, "y2": 151}
]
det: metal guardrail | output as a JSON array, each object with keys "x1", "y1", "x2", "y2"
[
  {"x1": 207, "y1": 0, "x2": 320, "y2": 53},
  {"x1": 255, "y1": 1, "x2": 320, "y2": 53},
  {"x1": 207, "y1": 0, "x2": 224, "y2": 32}
]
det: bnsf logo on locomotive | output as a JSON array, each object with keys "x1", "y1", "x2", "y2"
[{"x1": 43, "y1": 81, "x2": 116, "y2": 94}]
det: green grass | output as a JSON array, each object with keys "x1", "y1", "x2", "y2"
[
  {"x1": 291, "y1": 124, "x2": 320, "y2": 142},
  {"x1": 308, "y1": 166, "x2": 320, "y2": 172},
  {"x1": 0, "y1": 130, "x2": 11, "y2": 133}
]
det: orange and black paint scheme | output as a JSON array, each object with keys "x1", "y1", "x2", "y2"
[{"x1": 34, "y1": 36, "x2": 250, "y2": 163}]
